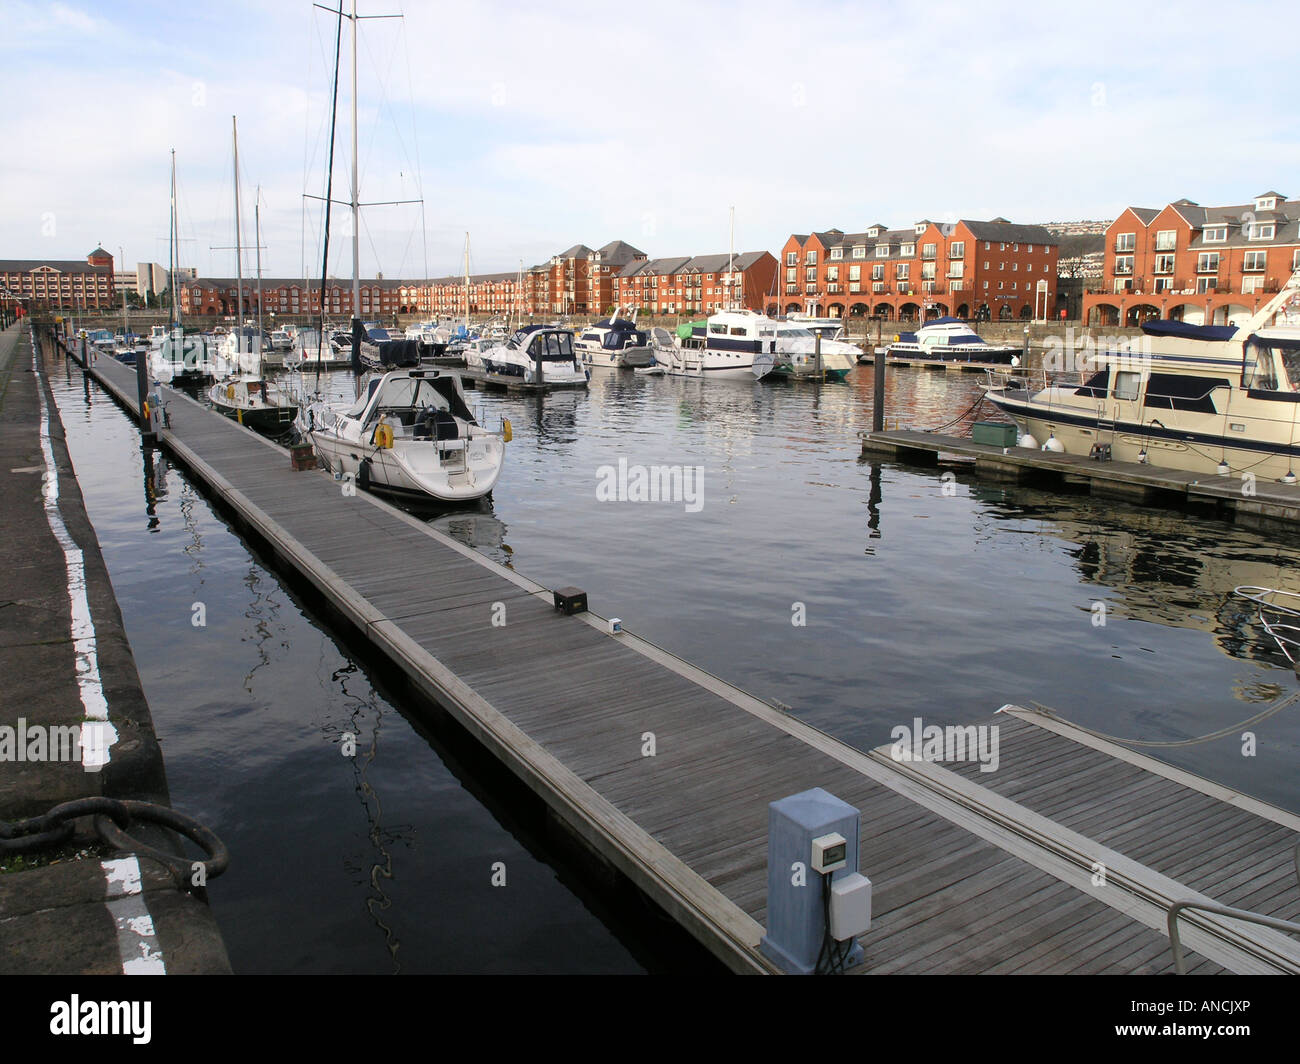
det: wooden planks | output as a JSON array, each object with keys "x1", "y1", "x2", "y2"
[{"x1": 65, "y1": 341, "x2": 1300, "y2": 974}]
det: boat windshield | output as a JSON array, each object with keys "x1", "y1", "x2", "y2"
[
  {"x1": 777, "y1": 326, "x2": 815, "y2": 339},
  {"x1": 529, "y1": 332, "x2": 575, "y2": 361},
  {"x1": 1244, "y1": 337, "x2": 1300, "y2": 391}
]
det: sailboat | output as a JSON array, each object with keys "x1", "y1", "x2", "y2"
[
  {"x1": 208, "y1": 116, "x2": 298, "y2": 433},
  {"x1": 151, "y1": 152, "x2": 215, "y2": 385},
  {"x1": 294, "y1": 1, "x2": 508, "y2": 502}
]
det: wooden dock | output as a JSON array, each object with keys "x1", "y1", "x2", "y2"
[
  {"x1": 862, "y1": 427, "x2": 1300, "y2": 530},
  {"x1": 856, "y1": 355, "x2": 1009, "y2": 373},
  {"x1": 53, "y1": 335, "x2": 1300, "y2": 974}
]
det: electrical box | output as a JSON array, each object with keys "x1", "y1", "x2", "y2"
[
  {"x1": 552, "y1": 586, "x2": 588, "y2": 615},
  {"x1": 829, "y1": 872, "x2": 872, "y2": 940},
  {"x1": 811, "y1": 832, "x2": 847, "y2": 874},
  {"x1": 760, "y1": 788, "x2": 866, "y2": 975}
]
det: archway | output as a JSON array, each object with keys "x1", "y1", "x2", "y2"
[
  {"x1": 1088, "y1": 302, "x2": 1119, "y2": 327},
  {"x1": 873, "y1": 303, "x2": 893, "y2": 321},
  {"x1": 785, "y1": 302, "x2": 800, "y2": 314},
  {"x1": 998, "y1": 304, "x2": 1012, "y2": 321},
  {"x1": 766, "y1": 303, "x2": 778, "y2": 316},
  {"x1": 900, "y1": 302, "x2": 920, "y2": 321},
  {"x1": 955, "y1": 303, "x2": 969, "y2": 319},
  {"x1": 849, "y1": 303, "x2": 868, "y2": 317},
  {"x1": 1019, "y1": 304, "x2": 1032, "y2": 320},
  {"x1": 1125, "y1": 303, "x2": 1159, "y2": 327},
  {"x1": 829, "y1": 303, "x2": 844, "y2": 317}
]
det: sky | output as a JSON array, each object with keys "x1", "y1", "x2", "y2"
[{"x1": 2, "y1": 0, "x2": 1298, "y2": 281}]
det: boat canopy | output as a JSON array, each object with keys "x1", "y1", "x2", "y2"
[
  {"x1": 1140, "y1": 319, "x2": 1239, "y2": 342},
  {"x1": 677, "y1": 321, "x2": 701, "y2": 340},
  {"x1": 376, "y1": 339, "x2": 422, "y2": 367}
]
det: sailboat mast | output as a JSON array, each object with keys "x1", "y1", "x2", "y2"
[
  {"x1": 255, "y1": 187, "x2": 264, "y2": 345},
  {"x1": 120, "y1": 244, "x2": 129, "y2": 337},
  {"x1": 233, "y1": 116, "x2": 245, "y2": 353},
  {"x1": 350, "y1": 0, "x2": 361, "y2": 368},
  {"x1": 728, "y1": 205, "x2": 735, "y2": 310},
  {"x1": 168, "y1": 151, "x2": 178, "y2": 329},
  {"x1": 463, "y1": 232, "x2": 470, "y2": 325}
]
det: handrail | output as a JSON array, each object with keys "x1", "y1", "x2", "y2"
[{"x1": 1168, "y1": 897, "x2": 1300, "y2": 974}]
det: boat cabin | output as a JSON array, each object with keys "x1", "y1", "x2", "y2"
[{"x1": 345, "y1": 371, "x2": 475, "y2": 434}]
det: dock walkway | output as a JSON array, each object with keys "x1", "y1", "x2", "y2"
[
  {"x1": 862, "y1": 427, "x2": 1300, "y2": 529},
  {"x1": 55, "y1": 333, "x2": 1300, "y2": 974}
]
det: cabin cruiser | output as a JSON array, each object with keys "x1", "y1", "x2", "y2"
[
  {"x1": 461, "y1": 335, "x2": 495, "y2": 372},
  {"x1": 575, "y1": 313, "x2": 656, "y2": 369},
  {"x1": 879, "y1": 316, "x2": 1019, "y2": 363},
  {"x1": 269, "y1": 327, "x2": 295, "y2": 352},
  {"x1": 761, "y1": 320, "x2": 857, "y2": 380},
  {"x1": 295, "y1": 367, "x2": 508, "y2": 502},
  {"x1": 983, "y1": 276, "x2": 1300, "y2": 481},
  {"x1": 650, "y1": 309, "x2": 777, "y2": 379},
  {"x1": 480, "y1": 325, "x2": 589, "y2": 388}
]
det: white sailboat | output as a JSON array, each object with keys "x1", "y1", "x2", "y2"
[
  {"x1": 208, "y1": 116, "x2": 298, "y2": 433},
  {"x1": 294, "y1": 1, "x2": 508, "y2": 502}
]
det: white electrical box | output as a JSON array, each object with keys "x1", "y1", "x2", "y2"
[
  {"x1": 810, "y1": 831, "x2": 847, "y2": 874},
  {"x1": 829, "y1": 872, "x2": 872, "y2": 941}
]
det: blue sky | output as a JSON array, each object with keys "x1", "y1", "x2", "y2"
[{"x1": 3, "y1": 0, "x2": 1298, "y2": 279}]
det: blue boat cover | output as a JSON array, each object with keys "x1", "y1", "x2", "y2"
[{"x1": 1141, "y1": 319, "x2": 1239, "y2": 342}]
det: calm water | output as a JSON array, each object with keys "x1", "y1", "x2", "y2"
[{"x1": 48, "y1": 350, "x2": 1300, "y2": 972}]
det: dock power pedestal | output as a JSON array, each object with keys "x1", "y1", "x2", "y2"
[{"x1": 760, "y1": 787, "x2": 871, "y2": 974}]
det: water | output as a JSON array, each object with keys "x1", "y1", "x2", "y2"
[{"x1": 48, "y1": 352, "x2": 1300, "y2": 972}]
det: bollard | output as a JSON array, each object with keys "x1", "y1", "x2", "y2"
[{"x1": 872, "y1": 340, "x2": 886, "y2": 433}]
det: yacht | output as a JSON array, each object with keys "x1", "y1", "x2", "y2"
[
  {"x1": 209, "y1": 374, "x2": 298, "y2": 434},
  {"x1": 480, "y1": 325, "x2": 589, "y2": 388},
  {"x1": 879, "y1": 316, "x2": 1020, "y2": 363},
  {"x1": 574, "y1": 311, "x2": 656, "y2": 369},
  {"x1": 983, "y1": 276, "x2": 1300, "y2": 480},
  {"x1": 761, "y1": 320, "x2": 857, "y2": 380},
  {"x1": 296, "y1": 367, "x2": 508, "y2": 502},
  {"x1": 650, "y1": 309, "x2": 777, "y2": 379}
]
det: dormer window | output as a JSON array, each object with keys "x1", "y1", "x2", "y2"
[
  {"x1": 830, "y1": 247, "x2": 843, "y2": 260},
  {"x1": 1246, "y1": 222, "x2": 1276, "y2": 240},
  {"x1": 1257, "y1": 196, "x2": 1277, "y2": 211},
  {"x1": 1203, "y1": 226, "x2": 1227, "y2": 243},
  {"x1": 901, "y1": 243, "x2": 916, "y2": 257},
  {"x1": 876, "y1": 244, "x2": 890, "y2": 258},
  {"x1": 914, "y1": 223, "x2": 926, "y2": 235},
  {"x1": 866, "y1": 227, "x2": 881, "y2": 238}
]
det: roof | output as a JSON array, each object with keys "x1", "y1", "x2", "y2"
[
  {"x1": 627, "y1": 256, "x2": 691, "y2": 277},
  {"x1": 87, "y1": 247, "x2": 112, "y2": 259},
  {"x1": 556, "y1": 244, "x2": 593, "y2": 260},
  {"x1": 593, "y1": 240, "x2": 645, "y2": 266},
  {"x1": 194, "y1": 276, "x2": 409, "y2": 290},
  {"x1": 0, "y1": 259, "x2": 112, "y2": 273},
  {"x1": 961, "y1": 219, "x2": 1056, "y2": 244},
  {"x1": 1256, "y1": 190, "x2": 1287, "y2": 199}
]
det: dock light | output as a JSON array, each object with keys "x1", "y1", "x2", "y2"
[
  {"x1": 761, "y1": 788, "x2": 869, "y2": 975},
  {"x1": 1217, "y1": 460, "x2": 1230, "y2": 476}
]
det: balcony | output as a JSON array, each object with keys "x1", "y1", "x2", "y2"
[{"x1": 826, "y1": 284, "x2": 842, "y2": 293}]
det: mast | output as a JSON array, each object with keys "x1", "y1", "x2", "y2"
[
  {"x1": 255, "y1": 186, "x2": 264, "y2": 354},
  {"x1": 728, "y1": 205, "x2": 735, "y2": 311},
  {"x1": 168, "y1": 151, "x2": 178, "y2": 330},
  {"x1": 463, "y1": 232, "x2": 470, "y2": 327},
  {"x1": 232, "y1": 115, "x2": 245, "y2": 359},
  {"x1": 350, "y1": 0, "x2": 361, "y2": 371},
  {"x1": 119, "y1": 244, "x2": 129, "y2": 338}
]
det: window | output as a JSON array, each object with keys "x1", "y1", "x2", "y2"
[
  {"x1": 950, "y1": 242, "x2": 964, "y2": 258},
  {"x1": 849, "y1": 266, "x2": 861, "y2": 281},
  {"x1": 1113, "y1": 256, "x2": 1134, "y2": 276},
  {"x1": 786, "y1": 253, "x2": 797, "y2": 266},
  {"x1": 1196, "y1": 277, "x2": 1215, "y2": 293},
  {"x1": 876, "y1": 245, "x2": 890, "y2": 258},
  {"x1": 1197, "y1": 252, "x2": 1220, "y2": 273},
  {"x1": 852, "y1": 245, "x2": 866, "y2": 259},
  {"x1": 805, "y1": 251, "x2": 817, "y2": 265},
  {"x1": 1246, "y1": 222, "x2": 1276, "y2": 240},
  {"x1": 1026, "y1": 244, "x2": 1034, "y2": 253},
  {"x1": 1155, "y1": 230, "x2": 1177, "y2": 251},
  {"x1": 983, "y1": 260, "x2": 990, "y2": 270},
  {"x1": 1203, "y1": 226, "x2": 1227, "y2": 242},
  {"x1": 1144, "y1": 373, "x2": 1227, "y2": 413},
  {"x1": 921, "y1": 243, "x2": 936, "y2": 260},
  {"x1": 830, "y1": 248, "x2": 842, "y2": 260},
  {"x1": 921, "y1": 263, "x2": 936, "y2": 280},
  {"x1": 1113, "y1": 371, "x2": 1140, "y2": 401},
  {"x1": 1244, "y1": 251, "x2": 1267, "y2": 272},
  {"x1": 871, "y1": 264, "x2": 883, "y2": 280},
  {"x1": 896, "y1": 264, "x2": 909, "y2": 279},
  {"x1": 1115, "y1": 233, "x2": 1136, "y2": 252},
  {"x1": 1154, "y1": 254, "x2": 1175, "y2": 274},
  {"x1": 1257, "y1": 196, "x2": 1278, "y2": 211},
  {"x1": 1243, "y1": 276, "x2": 1263, "y2": 294},
  {"x1": 901, "y1": 243, "x2": 915, "y2": 257}
]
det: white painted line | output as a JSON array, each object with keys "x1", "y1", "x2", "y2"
[
  {"x1": 30, "y1": 338, "x2": 117, "y2": 771},
  {"x1": 101, "y1": 857, "x2": 166, "y2": 975}
]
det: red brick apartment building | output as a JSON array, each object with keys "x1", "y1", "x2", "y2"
[
  {"x1": 776, "y1": 220, "x2": 1058, "y2": 321},
  {"x1": 612, "y1": 252, "x2": 777, "y2": 315},
  {"x1": 1082, "y1": 192, "x2": 1300, "y2": 327},
  {"x1": 0, "y1": 248, "x2": 115, "y2": 311},
  {"x1": 178, "y1": 278, "x2": 409, "y2": 319}
]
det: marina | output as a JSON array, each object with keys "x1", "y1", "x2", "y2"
[{"x1": 29, "y1": 322, "x2": 1300, "y2": 975}]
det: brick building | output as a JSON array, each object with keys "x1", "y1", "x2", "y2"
[
  {"x1": 178, "y1": 277, "x2": 409, "y2": 319},
  {"x1": 1082, "y1": 192, "x2": 1300, "y2": 327},
  {"x1": 0, "y1": 248, "x2": 115, "y2": 311},
  {"x1": 776, "y1": 220, "x2": 1058, "y2": 322},
  {"x1": 612, "y1": 252, "x2": 776, "y2": 315}
]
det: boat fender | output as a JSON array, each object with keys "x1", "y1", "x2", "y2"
[
  {"x1": 502, "y1": 418, "x2": 512, "y2": 443},
  {"x1": 358, "y1": 457, "x2": 372, "y2": 491},
  {"x1": 226, "y1": 384, "x2": 236, "y2": 400}
]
